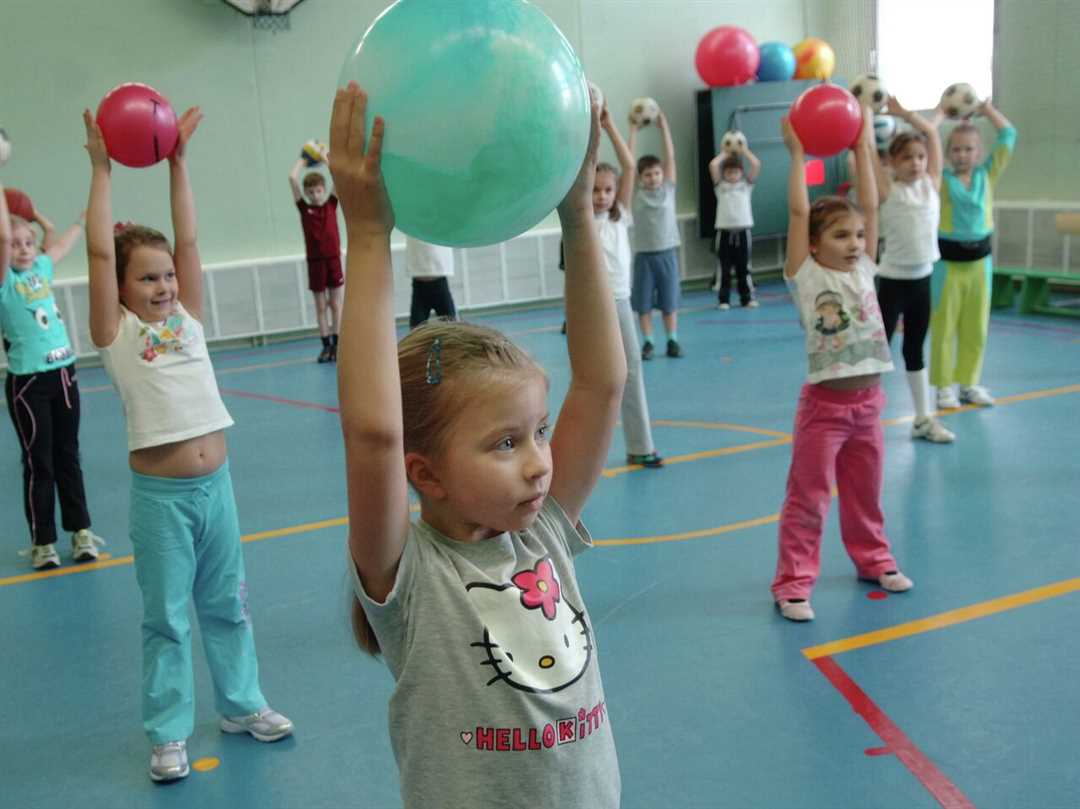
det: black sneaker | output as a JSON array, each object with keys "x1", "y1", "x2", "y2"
[
  {"x1": 560, "y1": 321, "x2": 566, "y2": 335},
  {"x1": 627, "y1": 452, "x2": 664, "y2": 468},
  {"x1": 641, "y1": 341, "x2": 654, "y2": 361},
  {"x1": 666, "y1": 339, "x2": 683, "y2": 358},
  {"x1": 329, "y1": 344, "x2": 338, "y2": 362},
  {"x1": 317, "y1": 345, "x2": 333, "y2": 363}
]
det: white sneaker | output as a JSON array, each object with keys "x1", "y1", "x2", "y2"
[
  {"x1": 221, "y1": 706, "x2": 294, "y2": 742},
  {"x1": 717, "y1": 302, "x2": 731, "y2": 311},
  {"x1": 911, "y1": 417, "x2": 955, "y2": 444},
  {"x1": 959, "y1": 385, "x2": 994, "y2": 406},
  {"x1": 936, "y1": 386, "x2": 961, "y2": 409},
  {"x1": 71, "y1": 529, "x2": 105, "y2": 562},
  {"x1": 745, "y1": 299, "x2": 760, "y2": 308},
  {"x1": 878, "y1": 570, "x2": 914, "y2": 592},
  {"x1": 150, "y1": 740, "x2": 189, "y2": 782},
  {"x1": 30, "y1": 543, "x2": 61, "y2": 570},
  {"x1": 777, "y1": 599, "x2": 815, "y2": 621}
]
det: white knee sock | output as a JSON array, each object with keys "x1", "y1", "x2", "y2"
[{"x1": 907, "y1": 369, "x2": 931, "y2": 420}]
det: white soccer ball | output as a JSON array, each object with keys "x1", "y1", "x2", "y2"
[
  {"x1": 849, "y1": 73, "x2": 889, "y2": 112},
  {"x1": 940, "y1": 83, "x2": 979, "y2": 119},
  {"x1": 720, "y1": 130, "x2": 747, "y2": 154},
  {"x1": 629, "y1": 97, "x2": 660, "y2": 126},
  {"x1": 0, "y1": 127, "x2": 10, "y2": 167},
  {"x1": 872, "y1": 115, "x2": 896, "y2": 147}
]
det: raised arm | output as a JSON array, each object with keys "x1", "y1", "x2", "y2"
[
  {"x1": 781, "y1": 117, "x2": 809, "y2": 278},
  {"x1": 0, "y1": 182, "x2": 11, "y2": 284},
  {"x1": 887, "y1": 96, "x2": 944, "y2": 188},
  {"x1": 602, "y1": 104, "x2": 636, "y2": 210},
  {"x1": 331, "y1": 83, "x2": 409, "y2": 603},
  {"x1": 657, "y1": 109, "x2": 677, "y2": 186},
  {"x1": 83, "y1": 110, "x2": 123, "y2": 347},
  {"x1": 43, "y1": 212, "x2": 85, "y2": 264},
  {"x1": 980, "y1": 99, "x2": 1012, "y2": 132},
  {"x1": 169, "y1": 108, "x2": 204, "y2": 320},
  {"x1": 852, "y1": 106, "x2": 880, "y2": 262},
  {"x1": 288, "y1": 157, "x2": 305, "y2": 203},
  {"x1": 33, "y1": 208, "x2": 58, "y2": 252},
  {"x1": 708, "y1": 153, "x2": 724, "y2": 186},
  {"x1": 742, "y1": 144, "x2": 761, "y2": 183},
  {"x1": 549, "y1": 93, "x2": 627, "y2": 526}
]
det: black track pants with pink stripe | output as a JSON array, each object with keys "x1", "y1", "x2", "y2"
[{"x1": 5, "y1": 366, "x2": 91, "y2": 546}]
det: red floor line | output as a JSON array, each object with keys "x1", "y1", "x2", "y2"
[
  {"x1": 812, "y1": 656, "x2": 975, "y2": 809},
  {"x1": 219, "y1": 387, "x2": 339, "y2": 413}
]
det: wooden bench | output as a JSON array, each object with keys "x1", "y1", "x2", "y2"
[
  {"x1": 990, "y1": 212, "x2": 1080, "y2": 317},
  {"x1": 992, "y1": 267, "x2": 1080, "y2": 318}
]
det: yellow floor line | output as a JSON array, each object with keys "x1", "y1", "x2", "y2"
[
  {"x1": 602, "y1": 436, "x2": 792, "y2": 477},
  {"x1": 802, "y1": 576, "x2": 1080, "y2": 660},
  {"x1": 653, "y1": 419, "x2": 791, "y2": 438},
  {"x1": 4, "y1": 383, "x2": 1076, "y2": 587},
  {"x1": 0, "y1": 507, "x2": 420, "y2": 588},
  {"x1": 594, "y1": 512, "x2": 780, "y2": 547}
]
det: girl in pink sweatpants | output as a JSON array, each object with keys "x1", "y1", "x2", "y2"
[{"x1": 773, "y1": 110, "x2": 915, "y2": 622}]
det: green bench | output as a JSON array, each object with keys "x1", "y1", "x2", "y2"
[{"x1": 992, "y1": 267, "x2": 1080, "y2": 318}]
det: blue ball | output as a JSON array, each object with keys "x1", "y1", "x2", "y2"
[
  {"x1": 339, "y1": 0, "x2": 590, "y2": 247},
  {"x1": 756, "y1": 42, "x2": 796, "y2": 82}
]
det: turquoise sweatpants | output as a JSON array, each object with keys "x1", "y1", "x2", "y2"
[{"x1": 130, "y1": 461, "x2": 265, "y2": 744}]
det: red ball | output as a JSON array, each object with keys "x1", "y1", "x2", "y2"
[
  {"x1": 789, "y1": 84, "x2": 862, "y2": 158},
  {"x1": 95, "y1": 83, "x2": 179, "y2": 168},
  {"x1": 695, "y1": 26, "x2": 759, "y2": 87},
  {"x1": 4, "y1": 187, "x2": 34, "y2": 221}
]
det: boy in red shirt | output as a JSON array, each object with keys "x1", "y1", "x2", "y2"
[{"x1": 289, "y1": 152, "x2": 343, "y2": 362}]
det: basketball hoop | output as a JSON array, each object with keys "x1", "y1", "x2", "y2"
[{"x1": 220, "y1": 0, "x2": 307, "y2": 33}]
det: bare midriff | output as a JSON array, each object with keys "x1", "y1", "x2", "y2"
[
  {"x1": 129, "y1": 431, "x2": 227, "y2": 478},
  {"x1": 818, "y1": 373, "x2": 880, "y2": 391}
]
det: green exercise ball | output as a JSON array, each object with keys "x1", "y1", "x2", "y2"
[{"x1": 339, "y1": 0, "x2": 590, "y2": 247}]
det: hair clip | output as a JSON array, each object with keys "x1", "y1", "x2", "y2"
[
  {"x1": 425, "y1": 337, "x2": 443, "y2": 385},
  {"x1": 113, "y1": 221, "x2": 134, "y2": 234}
]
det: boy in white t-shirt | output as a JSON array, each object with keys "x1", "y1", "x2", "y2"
[
  {"x1": 405, "y1": 236, "x2": 457, "y2": 328},
  {"x1": 708, "y1": 143, "x2": 761, "y2": 309}
]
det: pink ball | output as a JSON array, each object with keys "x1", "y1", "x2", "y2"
[
  {"x1": 95, "y1": 83, "x2": 179, "y2": 168},
  {"x1": 789, "y1": 84, "x2": 862, "y2": 158},
  {"x1": 695, "y1": 26, "x2": 759, "y2": 87}
]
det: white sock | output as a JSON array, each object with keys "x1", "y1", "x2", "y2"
[{"x1": 907, "y1": 369, "x2": 931, "y2": 420}]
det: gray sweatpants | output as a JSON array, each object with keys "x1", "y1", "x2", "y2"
[{"x1": 616, "y1": 297, "x2": 655, "y2": 455}]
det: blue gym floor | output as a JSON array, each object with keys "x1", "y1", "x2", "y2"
[{"x1": 2, "y1": 280, "x2": 1078, "y2": 809}]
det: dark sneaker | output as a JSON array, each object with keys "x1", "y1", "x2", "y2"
[
  {"x1": 329, "y1": 344, "x2": 338, "y2": 363},
  {"x1": 317, "y1": 345, "x2": 333, "y2": 363},
  {"x1": 666, "y1": 339, "x2": 683, "y2": 358},
  {"x1": 626, "y1": 452, "x2": 664, "y2": 468},
  {"x1": 641, "y1": 341, "x2": 654, "y2": 361}
]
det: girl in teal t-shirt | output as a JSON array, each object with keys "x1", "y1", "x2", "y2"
[{"x1": 0, "y1": 185, "x2": 102, "y2": 570}]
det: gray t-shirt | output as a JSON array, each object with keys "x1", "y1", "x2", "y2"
[
  {"x1": 631, "y1": 180, "x2": 681, "y2": 252},
  {"x1": 350, "y1": 496, "x2": 620, "y2": 809}
]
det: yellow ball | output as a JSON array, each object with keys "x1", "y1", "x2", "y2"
[
  {"x1": 301, "y1": 140, "x2": 327, "y2": 166},
  {"x1": 792, "y1": 38, "x2": 836, "y2": 80}
]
